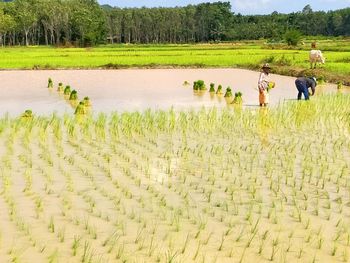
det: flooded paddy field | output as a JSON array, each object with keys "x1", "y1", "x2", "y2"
[
  {"x1": 0, "y1": 69, "x2": 346, "y2": 116},
  {"x1": 0, "y1": 69, "x2": 350, "y2": 263}
]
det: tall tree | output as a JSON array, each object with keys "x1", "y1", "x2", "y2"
[
  {"x1": 0, "y1": 1, "x2": 349, "y2": 46},
  {"x1": 13, "y1": 0, "x2": 37, "y2": 45},
  {"x1": 69, "y1": 0, "x2": 106, "y2": 45},
  {"x1": 0, "y1": 7, "x2": 15, "y2": 45}
]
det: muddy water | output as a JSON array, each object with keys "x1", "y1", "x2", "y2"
[{"x1": 0, "y1": 69, "x2": 346, "y2": 116}]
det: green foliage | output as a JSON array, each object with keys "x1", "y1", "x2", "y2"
[
  {"x1": 57, "y1": 83, "x2": 64, "y2": 92},
  {"x1": 337, "y1": 81, "x2": 343, "y2": 89},
  {"x1": 232, "y1": 92, "x2": 243, "y2": 104},
  {"x1": 0, "y1": 43, "x2": 349, "y2": 85},
  {"x1": 0, "y1": 1, "x2": 349, "y2": 46},
  {"x1": 74, "y1": 101, "x2": 86, "y2": 115},
  {"x1": 216, "y1": 85, "x2": 223, "y2": 94},
  {"x1": 69, "y1": 0, "x2": 106, "y2": 46},
  {"x1": 64, "y1": 86, "x2": 71, "y2": 95},
  {"x1": 267, "y1": 81, "x2": 276, "y2": 92},
  {"x1": 83, "y1": 97, "x2": 91, "y2": 106},
  {"x1": 1, "y1": 0, "x2": 106, "y2": 46},
  {"x1": 21, "y1": 109, "x2": 33, "y2": 118},
  {"x1": 48, "y1": 78, "x2": 53, "y2": 88},
  {"x1": 284, "y1": 29, "x2": 302, "y2": 46},
  {"x1": 12, "y1": 0, "x2": 37, "y2": 46},
  {"x1": 317, "y1": 75, "x2": 326, "y2": 84},
  {"x1": 193, "y1": 80, "x2": 206, "y2": 91},
  {"x1": 209, "y1": 83, "x2": 215, "y2": 93},
  {"x1": 0, "y1": 8, "x2": 16, "y2": 42},
  {"x1": 69, "y1": 90, "x2": 78, "y2": 101},
  {"x1": 224, "y1": 87, "x2": 232, "y2": 98}
]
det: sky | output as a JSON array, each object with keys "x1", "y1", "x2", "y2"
[{"x1": 98, "y1": 0, "x2": 350, "y2": 14}]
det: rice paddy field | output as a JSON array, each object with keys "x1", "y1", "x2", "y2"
[
  {"x1": 1, "y1": 38, "x2": 350, "y2": 263},
  {"x1": 0, "y1": 93, "x2": 350, "y2": 263},
  {"x1": 0, "y1": 39, "x2": 350, "y2": 77},
  {"x1": 5, "y1": 68, "x2": 342, "y2": 116}
]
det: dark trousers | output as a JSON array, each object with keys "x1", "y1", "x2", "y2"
[{"x1": 295, "y1": 79, "x2": 309, "y2": 100}]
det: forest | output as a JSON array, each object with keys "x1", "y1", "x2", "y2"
[{"x1": 0, "y1": 0, "x2": 349, "y2": 46}]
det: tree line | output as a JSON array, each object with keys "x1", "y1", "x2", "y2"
[
  {"x1": 0, "y1": 0, "x2": 349, "y2": 46},
  {"x1": 0, "y1": 0, "x2": 106, "y2": 46}
]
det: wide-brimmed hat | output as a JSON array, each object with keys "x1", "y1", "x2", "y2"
[{"x1": 262, "y1": 63, "x2": 271, "y2": 69}]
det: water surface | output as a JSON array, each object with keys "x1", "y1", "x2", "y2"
[{"x1": 0, "y1": 69, "x2": 345, "y2": 116}]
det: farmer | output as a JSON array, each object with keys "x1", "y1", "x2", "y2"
[
  {"x1": 258, "y1": 63, "x2": 272, "y2": 107},
  {"x1": 295, "y1": 77, "x2": 317, "y2": 100}
]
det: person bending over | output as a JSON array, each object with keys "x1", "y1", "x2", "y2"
[{"x1": 295, "y1": 77, "x2": 317, "y2": 100}]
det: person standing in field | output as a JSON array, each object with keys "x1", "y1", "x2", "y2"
[
  {"x1": 295, "y1": 77, "x2": 317, "y2": 100},
  {"x1": 258, "y1": 63, "x2": 273, "y2": 107}
]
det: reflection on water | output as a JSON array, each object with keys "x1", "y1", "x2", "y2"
[{"x1": 0, "y1": 69, "x2": 347, "y2": 116}]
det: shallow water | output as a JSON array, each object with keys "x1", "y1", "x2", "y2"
[{"x1": 0, "y1": 69, "x2": 346, "y2": 116}]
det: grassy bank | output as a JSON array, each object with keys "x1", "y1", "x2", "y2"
[
  {"x1": 0, "y1": 94, "x2": 349, "y2": 262},
  {"x1": 1, "y1": 39, "x2": 350, "y2": 85}
]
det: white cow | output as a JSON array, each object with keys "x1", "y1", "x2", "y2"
[{"x1": 309, "y1": 50, "x2": 325, "y2": 69}]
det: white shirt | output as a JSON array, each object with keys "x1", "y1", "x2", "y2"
[{"x1": 258, "y1": 72, "x2": 269, "y2": 91}]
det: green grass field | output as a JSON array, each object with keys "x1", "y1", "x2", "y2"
[{"x1": 1, "y1": 39, "x2": 350, "y2": 84}]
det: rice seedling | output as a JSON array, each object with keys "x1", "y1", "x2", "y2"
[
  {"x1": 165, "y1": 248, "x2": 180, "y2": 263},
  {"x1": 216, "y1": 85, "x2": 223, "y2": 95},
  {"x1": 115, "y1": 242, "x2": 125, "y2": 260},
  {"x1": 193, "y1": 80, "x2": 206, "y2": 91},
  {"x1": 134, "y1": 226, "x2": 144, "y2": 244},
  {"x1": 72, "y1": 235, "x2": 82, "y2": 256},
  {"x1": 258, "y1": 239, "x2": 265, "y2": 255},
  {"x1": 47, "y1": 78, "x2": 53, "y2": 89},
  {"x1": 192, "y1": 241, "x2": 201, "y2": 261},
  {"x1": 64, "y1": 85, "x2": 71, "y2": 95},
  {"x1": 81, "y1": 241, "x2": 92, "y2": 263},
  {"x1": 69, "y1": 90, "x2": 78, "y2": 101},
  {"x1": 269, "y1": 237, "x2": 279, "y2": 261},
  {"x1": 331, "y1": 242, "x2": 338, "y2": 256},
  {"x1": 224, "y1": 87, "x2": 232, "y2": 98},
  {"x1": 57, "y1": 82, "x2": 64, "y2": 92},
  {"x1": 21, "y1": 109, "x2": 33, "y2": 118},
  {"x1": 238, "y1": 247, "x2": 247, "y2": 263},
  {"x1": 0, "y1": 93, "x2": 349, "y2": 262},
  {"x1": 317, "y1": 236, "x2": 324, "y2": 249},
  {"x1": 342, "y1": 248, "x2": 349, "y2": 262},
  {"x1": 47, "y1": 249, "x2": 58, "y2": 263},
  {"x1": 235, "y1": 226, "x2": 246, "y2": 242},
  {"x1": 83, "y1": 97, "x2": 92, "y2": 107},
  {"x1": 209, "y1": 83, "x2": 215, "y2": 93},
  {"x1": 232, "y1": 92, "x2": 243, "y2": 105},
  {"x1": 48, "y1": 216, "x2": 55, "y2": 233}
]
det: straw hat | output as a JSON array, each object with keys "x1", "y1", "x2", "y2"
[{"x1": 262, "y1": 63, "x2": 271, "y2": 69}]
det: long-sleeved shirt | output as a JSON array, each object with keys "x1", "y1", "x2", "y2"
[
  {"x1": 296, "y1": 77, "x2": 316, "y2": 95},
  {"x1": 258, "y1": 72, "x2": 269, "y2": 91}
]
